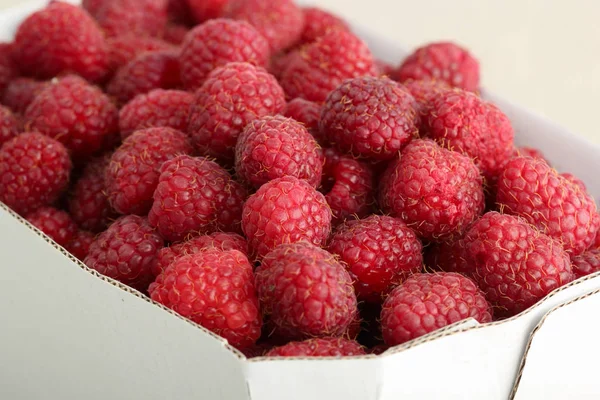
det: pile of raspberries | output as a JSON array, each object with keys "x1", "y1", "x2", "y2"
[{"x1": 0, "y1": 0, "x2": 598, "y2": 358}]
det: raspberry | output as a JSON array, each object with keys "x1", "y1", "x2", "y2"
[
  {"x1": 464, "y1": 212, "x2": 573, "y2": 318},
  {"x1": 107, "y1": 35, "x2": 175, "y2": 73},
  {"x1": 424, "y1": 89, "x2": 515, "y2": 182},
  {"x1": 280, "y1": 30, "x2": 377, "y2": 103},
  {"x1": 0, "y1": 132, "x2": 71, "y2": 215},
  {"x1": 299, "y1": 7, "x2": 349, "y2": 45},
  {"x1": 152, "y1": 232, "x2": 248, "y2": 277},
  {"x1": 187, "y1": 0, "x2": 230, "y2": 22},
  {"x1": 228, "y1": 0, "x2": 304, "y2": 53},
  {"x1": 2, "y1": 78, "x2": 48, "y2": 115},
  {"x1": 269, "y1": 49, "x2": 301, "y2": 80},
  {"x1": 321, "y1": 148, "x2": 374, "y2": 226},
  {"x1": 149, "y1": 249, "x2": 262, "y2": 349},
  {"x1": 148, "y1": 155, "x2": 248, "y2": 242},
  {"x1": 266, "y1": 338, "x2": 365, "y2": 358},
  {"x1": 242, "y1": 176, "x2": 332, "y2": 259},
  {"x1": 94, "y1": 0, "x2": 168, "y2": 38},
  {"x1": 25, "y1": 75, "x2": 119, "y2": 158},
  {"x1": 394, "y1": 42, "x2": 480, "y2": 92},
  {"x1": 572, "y1": 249, "x2": 600, "y2": 279},
  {"x1": 66, "y1": 230, "x2": 96, "y2": 261},
  {"x1": 105, "y1": 127, "x2": 193, "y2": 215},
  {"x1": 283, "y1": 98, "x2": 325, "y2": 144},
  {"x1": 0, "y1": 105, "x2": 19, "y2": 147},
  {"x1": 235, "y1": 115, "x2": 323, "y2": 189},
  {"x1": 107, "y1": 50, "x2": 182, "y2": 105},
  {"x1": 85, "y1": 215, "x2": 164, "y2": 290},
  {"x1": 370, "y1": 344, "x2": 389, "y2": 355},
  {"x1": 496, "y1": 157, "x2": 600, "y2": 255},
  {"x1": 82, "y1": 0, "x2": 103, "y2": 16},
  {"x1": 379, "y1": 139, "x2": 485, "y2": 241},
  {"x1": 402, "y1": 79, "x2": 451, "y2": 120},
  {"x1": 242, "y1": 343, "x2": 273, "y2": 358},
  {"x1": 255, "y1": 242, "x2": 357, "y2": 339},
  {"x1": 514, "y1": 146, "x2": 547, "y2": 162},
  {"x1": 119, "y1": 89, "x2": 194, "y2": 139},
  {"x1": 188, "y1": 62, "x2": 286, "y2": 162},
  {"x1": 68, "y1": 155, "x2": 117, "y2": 233},
  {"x1": 320, "y1": 76, "x2": 419, "y2": 160},
  {"x1": 163, "y1": 24, "x2": 190, "y2": 45},
  {"x1": 424, "y1": 236, "x2": 472, "y2": 277},
  {"x1": 560, "y1": 172, "x2": 587, "y2": 192},
  {"x1": 14, "y1": 2, "x2": 109, "y2": 82},
  {"x1": 381, "y1": 272, "x2": 492, "y2": 346},
  {"x1": 329, "y1": 215, "x2": 423, "y2": 302},
  {"x1": 0, "y1": 43, "x2": 18, "y2": 95},
  {"x1": 25, "y1": 206, "x2": 78, "y2": 247},
  {"x1": 180, "y1": 19, "x2": 270, "y2": 90}
]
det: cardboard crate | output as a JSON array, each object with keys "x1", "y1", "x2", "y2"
[{"x1": 1, "y1": 1, "x2": 600, "y2": 399}]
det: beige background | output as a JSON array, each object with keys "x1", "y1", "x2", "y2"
[{"x1": 4, "y1": 0, "x2": 600, "y2": 145}]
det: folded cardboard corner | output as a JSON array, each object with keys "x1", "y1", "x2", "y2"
[{"x1": 510, "y1": 287, "x2": 600, "y2": 400}]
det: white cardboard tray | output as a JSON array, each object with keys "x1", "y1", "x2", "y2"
[{"x1": 1, "y1": 1, "x2": 600, "y2": 399}]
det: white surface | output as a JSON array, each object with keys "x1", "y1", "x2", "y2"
[
  {"x1": 511, "y1": 289, "x2": 600, "y2": 399},
  {"x1": 2, "y1": 1, "x2": 600, "y2": 400},
  {"x1": 2, "y1": 0, "x2": 600, "y2": 145}
]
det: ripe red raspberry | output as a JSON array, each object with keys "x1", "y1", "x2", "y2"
[
  {"x1": 228, "y1": 0, "x2": 304, "y2": 53},
  {"x1": 496, "y1": 157, "x2": 600, "y2": 255},
  {"x1": 424, "y1": 236, "x2": 472, "y2": 277},
  {"x1": 167, "y1": 0, "x2": 193, "y2": 24},
  {"x1": 152, "y1": 232, "x2": 248, "y2": 277},
  {"x1": 0, "y1": 43, "x2": 18, "y2": 95},
  {"x1": 283, "y1": 98, "x2": 325, "y2": 144},
  {"x1": 394, "y1": 42, "x2": 480, "y2": 92},
  {"x1": 328, "y1": 215, "x2": 423, "y2": 303},
  {"x1": 379, "y1": 139, "x2": 484, "y2": 241},
  {"x1": 25, "y1": 75, "x2": 119, "y2": 158},
  {"x1": 321, "y1": 148, "x2": 374, "y2": 226},
  {"x1": 187, "y1": 0, "x2": 230, "y2": 22},
  {"x1": 299, "y1": 7, "x2": 349, "y2": 45},
  {"x1": 188, "y1": 62, "x2": 286, "y2": 162},
  {"x1": 560, "y1": 172, "x2": 587, "y2": 192},
  {"x1": 106, "y1": 35, "x2": 175, "y2": 73},
  {"x1": 266, "y1": 338, "x2": 365, "y2": 358},
  {"x1": 320, "y1": 76, "x2": 419, "y2": 160},
  {"x1": 514, "y1": 146, "x2": 547, "y2": 162},
  {"x1": 381, "y1": 272, "x2": 492, "y2": 346},
  {"x1": 180, "y1": 19, "x2": 270, "y2": 90},
  {"x1": 82, "y1": 0, "x2": 103, "y2": 16},
  {"x1": 85, "y1": 215, "x2": 164, "y2": 290},
  {"x1": 148, "y1": 155, "x2": 248, "y2": 242},
  {"x1": 14, "y1": 2, "x2": 109, "y2": 82},
  {"x1": 68, "y1": 155, "x2": 117, "y2": 233},
  {"x1": 242, "y1": 176, "x2": 332, "y2": 259},
  {"x1": 402, "y1": 79, "x2": 451, "y2": 120},
  {"x1": 0, "y1": 105, "x2": 19, "y2": 147},
  {"x1": 163, "y1": 24, "x2": 190, "y2": 45},
  {"x1": 0, "y1": 132, "x2": 71, "y2": 215},
  {"x1": 94, "y1": 0, "x2": 168, "y2": 38},
  {"x1": 149, "y1": 249, "x2": 262, "y2": 349},
  {"x1": 280, "y1": 30, "x2": 377, "y2": 103},
  {"x1": 269, "y1": 49, "x2": 301, "y2": 80},
  {"x1": 255, "y1": 242, "x2": 357, "y2": 339},
  {"x1": 107, "y1": 50, "x2": 182, "y2": 105},
  {"x1": 235, "y1": 115, "x2": 323, "y2": 189},
  {"x1": 26, "y1": 206, "x2": 78, "y2": 247},
  {"x1": 119, "y1": 89, "x2": 194, "y2": 139},
  {"x1": 66, "y1": 230, "x2": 96, "y2": 261},
  {"x1": 2, "y1": 78, "x2": 48, "y2": 116},
  {"x1": 572, "y1": 249, "x2": 600, "y2": 279},
  {"x1": 425, "y1": 89, "x2": 515, "y2": 182},
  {"x1": 464, "y1": 212, "x2": 573, "y2": 318},
  {"x1": 105, "y1": 127, "x2": 193, "y2": 215}
]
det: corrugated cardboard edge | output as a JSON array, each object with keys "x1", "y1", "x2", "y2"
[
  {"x1": 0, "y1": 202, "x2": 246, "y2": 361},
  {"x1": 508, "y1": 286, "x2": 600, "y2": 400}
]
